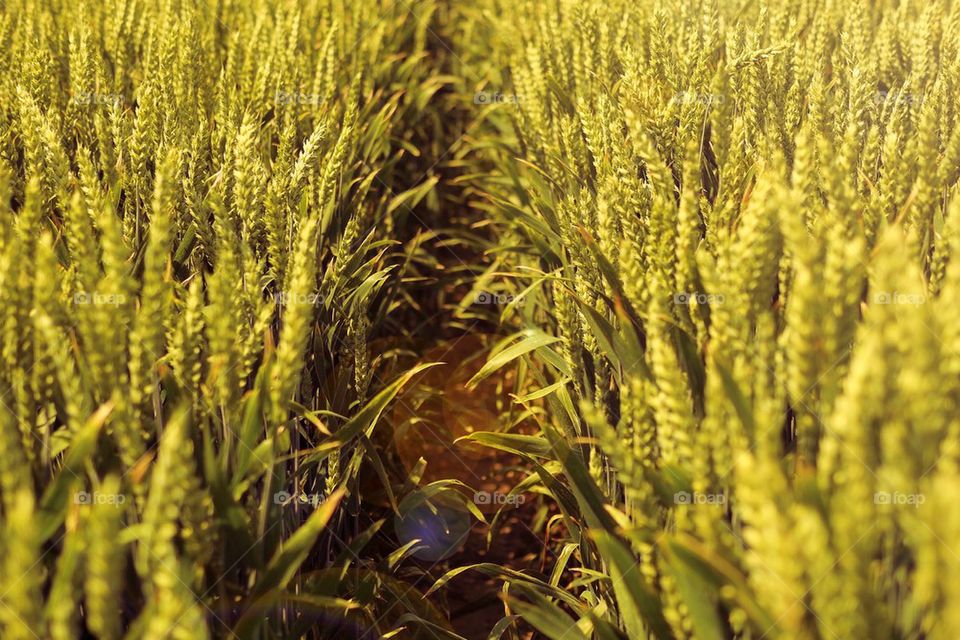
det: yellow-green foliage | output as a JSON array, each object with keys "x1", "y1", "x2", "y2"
[
  {"x1": 5, "y1": 0, "x2": 960, "y2": 638},
  {"x1": 450, "y1": 0, "x2": 960, "y2": 638},
  {"x1": 0, "y1": 0, "x2": 444, "y2": 637}
]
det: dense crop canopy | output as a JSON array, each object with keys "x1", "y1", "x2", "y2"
[{"x1": 1, "y1": 0, "x2": 960, "y2": 638}]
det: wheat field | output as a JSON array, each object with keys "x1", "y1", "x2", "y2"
[{"x1": 0, "y1": 0, "x2": 959, "y2": 638}]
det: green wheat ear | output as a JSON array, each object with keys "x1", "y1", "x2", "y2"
[
  {"x1": 84, "y1": 475, "x2": 125, "y2": 640},
  {"x1": 1, "y1": 488, "x2": 43, "y2": 639}
]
